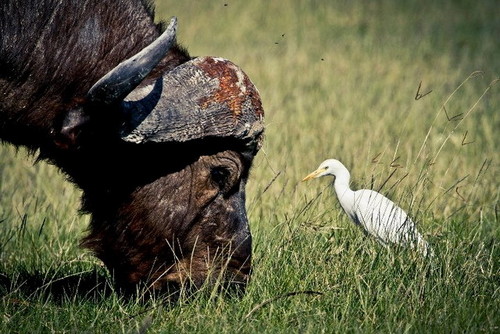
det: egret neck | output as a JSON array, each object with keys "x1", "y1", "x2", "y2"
[{"x1": 331, "y1": 165, "x2": 357, "y2": 222}]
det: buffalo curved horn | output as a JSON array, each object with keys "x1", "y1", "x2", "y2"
[
  {"x1": 119, "y1": 56, "x2": 265, "y2": 153},
  {"x1": 87, "y1": 17, "x2": 177, "y2": 105}
]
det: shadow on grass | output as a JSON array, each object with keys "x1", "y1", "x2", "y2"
[
  {"x1": 0, "y1": 267, "x2": 246, "y2": 308},
  {"x1": 0, "y1": 268, "x2": 114, "y2": 304}
]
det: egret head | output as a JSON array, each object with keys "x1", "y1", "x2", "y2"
[{"x1": 302, "y1": 159, "x2": 348, "y2": 181}]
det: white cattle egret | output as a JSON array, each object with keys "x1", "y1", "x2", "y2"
[{"x1": 302, "y1": 159, "x2": 432, "y2": 256}]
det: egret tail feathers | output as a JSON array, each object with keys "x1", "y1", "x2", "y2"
[{"x1": 416, "y1": 235, "x2": 434, "y2": 258}]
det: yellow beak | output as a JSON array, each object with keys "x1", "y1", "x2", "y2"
[{"x1": 301, "y1": 169, "x2": 323, "y2": 182}]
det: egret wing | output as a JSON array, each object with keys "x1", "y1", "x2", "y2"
[{"x1": 353, "y1": 190, "x2": 416, "y2": 245}]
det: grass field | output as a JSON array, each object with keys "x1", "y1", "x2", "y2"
[{"x1": 1, "y1": 0, "x2": 499, "y2": 332}]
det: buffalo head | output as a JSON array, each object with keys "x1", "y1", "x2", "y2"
[{"x1": 51, "y1": 18, "x2": 264, "y2": 294}]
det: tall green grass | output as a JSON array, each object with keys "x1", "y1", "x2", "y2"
[{"x1": 1, "y1": 0, "x2": 499, "y2": 332}]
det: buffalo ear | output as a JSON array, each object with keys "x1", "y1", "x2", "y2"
[{"x1": 53, "y1": 108, "x2": 90, "y2": 150}]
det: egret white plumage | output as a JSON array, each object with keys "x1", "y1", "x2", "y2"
[{"x1": 302, "y1": 159, "x2": 432, "y2": 257}]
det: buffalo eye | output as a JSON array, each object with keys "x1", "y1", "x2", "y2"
[{"x1": 211, "y1": 166, "x2": 231, "y2": 191}]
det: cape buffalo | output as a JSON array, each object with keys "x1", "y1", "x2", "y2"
[{"x1": 0, "y1": 0, "x2": 264, "y2": 294}]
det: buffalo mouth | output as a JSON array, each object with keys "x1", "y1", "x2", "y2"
[
  {"x1": 152, "y1": 251, "x2": 252, "y2": 295},
  {"x1": 225, "y1": 257, "x2": 252, "y2": 290},
  {"x1": 225, "y1": 252, "x2": 252, "y2": 279}
]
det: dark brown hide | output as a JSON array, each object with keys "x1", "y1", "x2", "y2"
[{"x1": 82, "y1": 149, "x2": 252, "y2": 291}]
